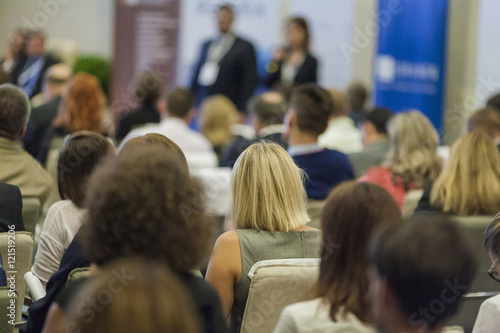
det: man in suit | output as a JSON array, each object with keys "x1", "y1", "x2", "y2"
[
  {"x1": 11, "y1": 30, "x2": 60, "y2": 99},
  {"x1": 191, "y1": 5, "x2": 257, "y2": 117},
  {"x1": 348, "y1": 107, "x2": 393, "y2": 177},
  {"x1": 0, "y1": 182, "x2": 25, "y2": 232}
]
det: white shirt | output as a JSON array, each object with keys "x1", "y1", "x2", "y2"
[
  {"x1": 274, "y1": 298, "x2": 376, "y2": 333},
  {"x1": 472, "y1": 294, "x2": 500, "y2": 333},
  {"x1": 31, "y1": 200, "x2": 86, "y2": 284},
  {"x1": 318, "y1": 116, "x2": 363, "y2": 154}
]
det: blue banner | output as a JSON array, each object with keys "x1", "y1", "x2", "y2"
[{"x1": 374, "y1": 0, "x2": 449, "y2": 134}]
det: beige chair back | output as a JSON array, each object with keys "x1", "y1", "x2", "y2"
[
  {"x1": 0, "y1": 287, "x2": 17, "y2": 333},
  {"x1": 306, "y1": 199, "x2": 325, "y2": 229},
  {"x1": 66, "y1": 267, "x2": 90, "y2": 288},
  {"x1": 402, "y1": 189, "x2": 423, "y2": 218},
  {"x1": 0, "y1": 232, "x2": 34, "y2": 322},
  {"x1": 21, "y1": 197, "x2": 40, "y2": 235},
  {"x1": 241, "y1": 259, "x2": 320, "y2": 333}
]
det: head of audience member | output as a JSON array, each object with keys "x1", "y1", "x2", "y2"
[
  {"x1": 6, "y1": 28, "x2": 28, "y2": 58},
  {"x1": 0, "y1": 68, "x2": 10, "y2": 84},
  {"x1": 42, "y1": 63, "x2": 73, "y2": 102},
  {"x1": 384, "y1": 110, "x2": 441, "y2": 188},
  {"x1": 369, "y1": 216, "x2": 477, "y2": 333},
  {"x1": 287, "y1": 17, "x2": 310, "y2": 52},
  {"x1": 284, "y1": 84, "x2": 334, "y2": 146},
  {"x1": 134, "y1": 72, "x2": 162, "y2": 106},
  {"x1": 217, "y1": 4, "x2": 234, "y2": 34},
  {"x1": 484, "y1": 213, "x2": 500, "y2": 283},
  {"x1": 57, "y1": 131, "x2": 114, "y2": 209},
  {"x1": 199, "y1": 95, "x2": 238, "y2": 147},
  {"x1": 81, "y1": 139, "x2": 212, "y2": 273},
  {"x1": 430, "y1": 132, "x2": 500, "y2": 216},
  {"x1": 311, "y1": 182, "x2": 400, "y2": 324},
  {"x1": 468, "y1": 107, "x2": 500, "y2": 142},
  {"x1": 327, "y1": 88, "x2": 349, "y2": 119},
  {"x1": 67, "y1": 258, "x2": 201, "y2": 333},
  {"x1": 486, "y1": 93, "x2": 500, "y2": 112},
  {"x1": 25, "y1": 30, "x2": 46, "y2": 58},
  {"x1": 0, "y1": 83, "x2": 30, "y2": 140},
  {"x1": 162, "y1": 87, "x2": 196, "y2": 123},
  {"x1": 53, "y1": 72, "x2": 106, "y2": 134},
  {"x1": 347, "y1": 81, "x2": 369, "y2": 111},
  {"x1": 231, "y1": 141, "x2": 309, "y2": 232},
  {"x1": 361, "y1": 107, "x2": 393, "y2": 146},
  {"x1": 250, "y1": 91, "x2": 287, "y2": 134}
]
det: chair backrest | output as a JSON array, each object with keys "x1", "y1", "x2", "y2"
[
  {"x1": 66, "y1": 267, "x2": 91, "y2": 288},
  {"x1": 306, "y1": 199, "x2": 325, "y2": 229},
  {"x1": 0, "y1": 287, "x2": 17, "y2": 333},
  {"x1": 401, "y1": 189, "x2": 424, "y2": 218},
  {"x1": 241, "y1": 259, "x2": 320, "y2": 333},
  {"x1": 0, "y1": 232, "x2": 34, "y2": 322},
  {"x1": 446, "y1": 215, "x2": 497, "y2": 332},
  {"x1": 21, "y1": 197, "x2": 40, "y2": 235},
  {"x1": 44, "y1": 137, "x2": 66, "y2": 212}
]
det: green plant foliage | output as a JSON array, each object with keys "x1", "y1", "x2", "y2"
[{"x1": 73, "y1": 55, "x2": 111, "y2": 98}]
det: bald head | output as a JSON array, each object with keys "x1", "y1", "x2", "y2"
[{"x1": 43, "y1": 63, "x2": 73, "y2": 101}]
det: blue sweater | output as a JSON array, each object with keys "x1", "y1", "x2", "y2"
[{"x1": 293, "y1": 149, "x2": 354, "y2": 200}]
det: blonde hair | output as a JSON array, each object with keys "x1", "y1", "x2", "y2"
[
  {"x1": 231, "y1": 142, "x2": 309, "y2": 231},
  {"x1": 384, "y1": 110, "x2": 441, "y2": 188},
  {"x1": 199, "y1": 95, "x2": 238, "y2": 146},
  {"x1": 431, "y1": 132, "x2": 500, "y2": 216}
]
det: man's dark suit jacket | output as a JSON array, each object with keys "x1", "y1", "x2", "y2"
[
  {"x1": 265, "y1": 53, "x2": 318, "y2": 88},
  {"x1": 191, "y1": 36, "x2": 257, "y2": 112},
  {"x1": 10, "y1": 53, "x2": 60, "y2": 98},
  {"x1": 0, "y1": 182, "x2": 24, "y2": 232}
]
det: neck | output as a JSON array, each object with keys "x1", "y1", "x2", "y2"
[
  {"x1": 365, "y1": 134, "x2": 387, "y2": 146},
  {"x1": 381, "y1": 312, "x2": 443, "y2": 333},
  {"x1": 288, "y1": 131, "x2": 318, "y2": 147}
]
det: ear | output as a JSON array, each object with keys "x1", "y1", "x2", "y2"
[
  {"x1": 157, "y1": 99, "x2": 167, "y2": 116},
  {"x1": 18, "y1": 126, "x2": 27, "y2": 139},
  {"x1": 186, "y1": 107, "x2": 197, "y2": 123}
]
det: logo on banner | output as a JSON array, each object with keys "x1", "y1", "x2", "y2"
[{"x1": 376, "y1": 55, "x2": 396, "y2": 83}]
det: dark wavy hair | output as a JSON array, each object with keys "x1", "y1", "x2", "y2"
[{"x1": 80, "y1": 144, "x2": 214, "y2": 272}]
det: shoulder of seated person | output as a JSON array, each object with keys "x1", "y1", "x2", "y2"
[{"x1": 216, "y1": 230, "x2": 239, "y2": 245}]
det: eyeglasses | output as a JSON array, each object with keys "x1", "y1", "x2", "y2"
[{"x1": 488, "y1": 257, "x2": 500, "y2": 283}]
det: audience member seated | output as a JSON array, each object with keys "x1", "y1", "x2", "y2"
[
  {"x1": 116, "y1": 72, "x2": 162, "y2": 141},
  {"x1": 266, "y1": 17, "x2": 317, "y2": 88},
  {"x1": 0, "y1": 67, "x2": 11, "y2": 84},
  {"x1": 468, "y1": 107, "x2": 500, "y2": 151},
  {"x1": 221, "y1": 91, "x2": 287, "y2": 168},
  {"x1": 37, "y1": 72, "x2": 108, "y2": 166},
  {"x1": 348, "y1": 107, "x2": 393, "y2": 177},
  {"x1": 0, "y1": 84, "x2": 52, "y2": 206},
  {"x1": 1, "y1": 28, "x2": 27, "y2": 74},
  {"x1": 47, "y1": 258, "x2": 202, "y2": 333},
  {"x1": 285, "y1": 84, "x2": 354, "y2": 200},
  {"x1": 486, "y1": 92, "x2": 500, "y2": 112},
  {"x1": 23, "y1": 63, "x2": 73, "y2": 157},
  {"x1": 347, "y1": 81, "x2": 369, "y2": 127},
  {"x1": 274, "y1": 182, "x2": 400, "y2": 333},
  {"x1": 199, "y1": 94, "x2": 238, "y2": 161},
  {"x1": 205, "y1": 142, "x2": 321, "y2": 332},
  {"x1": 120, "y1": 87, "x2": 215, "y2": 156},
  {"x1": 368, "y1": 216, "x2": 477, "y2": 333},
  {"x1": 0, "y1": 182, "x2": 25, "y2": 232},
  {"x1": 31, "y1": 132, "x2": 113, "y2": 286},
  {"x1": 10, "y1": 30, "x2": 60, "y2": 98},
  {"x1": 415, "y1": 132, "x2": 500, "y2": 216},
  {"x1": 359, "y1": 110, "x2": 441, "y2": 209},
  {"x1": 318, "y1": 88, "x2": 363, "y2": 153},
  {"x1": 472, "y1": 213, "x2": 500, "y2": 332}
]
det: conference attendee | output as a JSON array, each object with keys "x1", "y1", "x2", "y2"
[
  {"x1": 368, "y1": 216, "x2": 477, "y2": 333},
  {"x1": 472, "y1": 213, "x2": 500, "y2": 333},
  {"x1": 359, "y1": 110, "x2": 441, "y2": 209},
  {"x1": 37, "y1": 72, "x2": 107, "y2": 166},
  {"x1": 266, "y1": 17, "x2": 317, "y2": 88},
  {"x1": 348, "y1": 107, "x2": 393, "y2": 177},
  {"x1": 11, "y1": 30, "x2": 60, "y2": 98},
  {"x1": 199, "y1": 94, "x2": 238, "y2": 161},
  {"x1": 0, "y1": 84, "x2": 52, "y2": 206},
  {"x1": 318, "y1": 88, "x2": 363, "y2": 153},
  {"x1": 414, "y1": 132, "x2": 500, "y2": 216},
  {"x1": 23, "y1": 63, "x2": 73, "y2": 157},
  {"x1": 1, "y1": 28, "x2": 27, "y2": 74},
  {"x1": 58, "y1": 259, "x2": 202, "y2": 333},
  {"x1": 347, "y1": 81, "x2": 369, "y2": 126},
  {"x1": 468, "y1": 107, "x2": 500, "y2": 151},
  {"x1": 220, "y1": 91, "x2": 288, "y2": 168},
  {"x1": 31, "y1": 132, "x2": 113, "y2": 286},
  {"x1": 285, "y1": 84, "x2": 354, "y2": 200},
  {"x1": 116, "y1": 72, "x2": 162, "y2": 141},
  {"x1": 486, "y1": 92, "x2": 500, "y2": 112},
  {"x1": 205, "y1": 142, "x2": 321, "y2": 332},
  {"x1": 0, "y1": 182, "x2": 25, "y2": 232},
  {"x1": 21, "y1": 135, "x2": 225, "y2": 333},
  {"x1": 274, "y1": 182, "x2": 400, "y2": 333},
  {"x1": 190, "y1": 4, "x2": 257, "y2": 114},
  {"x1": 0, "y1": 67, "x2": 10, "y2": 84}
]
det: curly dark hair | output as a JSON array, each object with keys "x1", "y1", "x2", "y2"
[{"x1": 80, "y1": 144, "x2": 214, "y2": 272}]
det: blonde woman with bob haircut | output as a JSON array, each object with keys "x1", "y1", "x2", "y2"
[
  {"x1": 205, "y1": 141, "x2": 321, "y2": 332},
  {"x1": 415, "y1": 132, "x2": 500, "y2": 216},
  {"x1": 359, "y1": 110, "x2": 441, "y2": 209}
]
